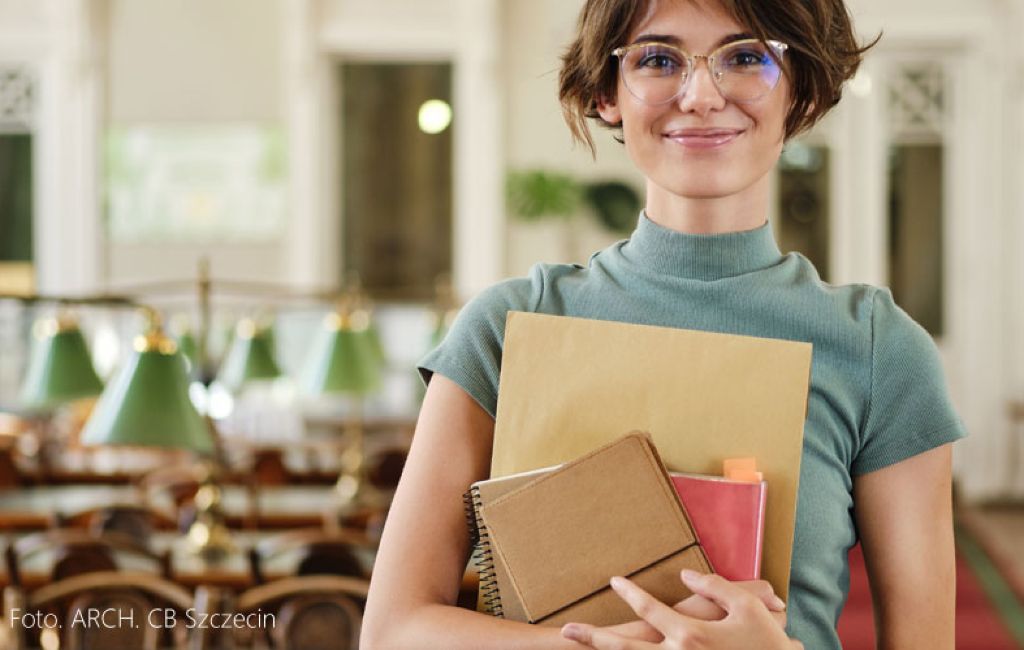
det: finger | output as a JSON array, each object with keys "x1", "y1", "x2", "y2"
[
  {"x1": 609, "y1": 576, "x2": 696, "y2": 639},
  {"x1": 681, "y1": 581, "x2": 786, "y2": 617},
  {"x1": 771, "y1": 609, "x2": 787, "y2": 629},
  {"x1": 561, "y1": 622, "x2": 653, "y2": 650},
  {"x1": 680, "y1": 570, "x2": 778, "y2": 616},
  {"x1": 672, "y1": 594, "x2": 727, "y2": 621},
  {"x1": 735, "y1": 580, "x2": 787, "y2": 612}
]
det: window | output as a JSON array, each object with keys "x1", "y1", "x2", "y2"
[
  {"x1": 776, "y1": 142, "x2": 831, "y2": 282},
  {"x1": 886, "y1": 62, "x2": 946, "y2": 336},
  {"x1": 339, "y1": 62, "x2": 453, "y2": 301},
  {"x1": 0, "y1": 65, "x2": 34, "y2": 293}
]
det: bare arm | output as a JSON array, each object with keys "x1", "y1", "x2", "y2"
[
  {"x1": 853, "y1": 444, "x2": 955, "y2": 650},
  {"x1": 363, "y1": 374, "x2": 790, "y2": 648},
  {"x1": 361, "y1": 374, "x2": 580, "y2": 649}
]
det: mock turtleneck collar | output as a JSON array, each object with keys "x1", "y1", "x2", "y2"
[{"x1": 620, "y1": 212, "x2": 784, "y2": 281}]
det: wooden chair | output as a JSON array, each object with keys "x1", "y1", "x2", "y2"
[
  {"x1": 53, "y1": 503, "x2": 176, "y2": 539},
  {"x1": 3, "y1": 571, "x2": 214, "y2": 650},
  {"x1": 365, "y1": 447, "x2": 407, "y2": 493},
  {"x1": 4, "y1": 529, "x2": 172, "y2": 588},
  {"x1": 247, "y1": 528, "x2": 374, "y2": 585},
  {"x1": 229, "y1": 575, "x2": 370, "y2": 650}
]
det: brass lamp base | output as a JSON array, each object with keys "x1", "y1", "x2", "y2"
[
  {"x1": 333, "y1": 422, "x2": 385, "y2": 512},
  {"x1": 186, "y1": 472, "x2": 236, "y2": 560}
]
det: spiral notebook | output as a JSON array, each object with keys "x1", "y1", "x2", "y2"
[
  {"x1": 465, "y1": 432, "x2": 711, "y2": 625},
  {"x1": 466, "y1": 462, "x2": 766, "y2": 619}
]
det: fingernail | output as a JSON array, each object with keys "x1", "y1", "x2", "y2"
[
  {"x1": 771, "y1": 595, "x2": 787, "y2": 610},
  {"x1": 561, "y1": 623, "x2": 581, "y2": 640},
  {"x1": 609, "y1": 576, "x2": 626, "y2": 590},
  {"x1": 680, "y1": 569, "x2": 703, "y2": 583}
]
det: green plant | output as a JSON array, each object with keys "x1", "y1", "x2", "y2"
[
  {"x1": 506, "y1": 168, "x2": 642, "y2": 234},
  {"x1": 581, "y1": 181, "x2": 642, "y2": 233},
  {"x1": 506, "y1": 170, "x2": 582, "y2": 221}
]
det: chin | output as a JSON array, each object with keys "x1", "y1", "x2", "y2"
[{"x1": 656, "y1": 172, "x2": 748, "y2": 200}]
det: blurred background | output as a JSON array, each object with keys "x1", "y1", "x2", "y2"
[{"x1": 0, "y1": 0, "x2": 1022, "y2": 648}]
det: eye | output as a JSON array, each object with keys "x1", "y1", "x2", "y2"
[
  {"x1": 640, "y1": 54, "x2": 677, "y2": 69},
  {"x1": 631, "y1": 47, "x2": 684, "y2": 74},
  {"x1": 723, "y1": 47, "x2": 770, "y2": 69}
]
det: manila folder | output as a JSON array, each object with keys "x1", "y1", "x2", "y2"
[{"x1": 492, "y1": 312, "x2": 812, "y2": 600}]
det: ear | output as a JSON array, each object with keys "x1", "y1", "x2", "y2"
[{"x1": 595, "y1": 93, "x2": 622, "y2": 124}]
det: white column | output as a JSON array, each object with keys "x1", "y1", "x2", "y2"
[
  {"x1": 283, "y1": 0, "x2": 335, "y2": 290},
  {"x1": 829, "y1": 57, "x2": 888, "y2": 287},
  {"x1": 1001, "y1": 1, "x2": 1024, "y2": 498},
  {"x1": 34, "y1": 0, "x2": 105, "y2": 293},
  {"x1": 944, "y1": 40, "x2": 1013, "y2": 500},
  {"x1": 453, "y1": 0, "x2": 504, "y2": 299}
]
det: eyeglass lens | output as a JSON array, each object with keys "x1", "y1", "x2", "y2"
[{"x1": 619, "y1": 41, "x2": 783, "y2": 104}]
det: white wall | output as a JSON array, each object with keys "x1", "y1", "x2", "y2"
[
  {"x1": 501, "y1": 0, "x2": 641, "y2": 276},
  {"x1": 3, "y1": 0, "x2": 1022, "y2": 498},
  {"x1": 107, "y1": 0, "x2": 282, "y2": 122},
  {"x1": 104, "y1": 0, "x2": 287, "y2": 286},
  {"x1": 844, "y1": 0, "x2": 1021, "y2": 500}
]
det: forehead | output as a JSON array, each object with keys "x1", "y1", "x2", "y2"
[{"x1": 630, "y1": 0, "x2": 747, "y2": 47}]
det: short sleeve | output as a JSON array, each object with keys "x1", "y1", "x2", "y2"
[
  {"x1": 417, "y1": 266, "x2": 546, "y2": 418},
  {"x1": 852, "y1": 288, "x2": 967, "y2": 475}
]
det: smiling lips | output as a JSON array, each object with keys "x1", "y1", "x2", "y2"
[{"x1": 663, "y1": 128, "x2": 744, "y2": 149}]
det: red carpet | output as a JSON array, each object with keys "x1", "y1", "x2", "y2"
[{"x1": 837, "y1": 543, "x2": 1022, "y2": 649}]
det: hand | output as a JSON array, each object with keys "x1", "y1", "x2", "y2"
[
  {"x1": 599, "y1": 578, "x2": 788, "y2": 644},
  {"x1": 561, "y1": 570, "x2": 803, "y2": 649},
  {"x1": 675, "y1": 580, "x2": 787, "y2": 627}
]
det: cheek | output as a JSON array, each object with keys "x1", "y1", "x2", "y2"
[{"x1": 746, "y1": 99, "x2": 788, "y2": 145}]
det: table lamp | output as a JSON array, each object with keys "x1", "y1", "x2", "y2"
[
  {"x1": 215, "y1": 317, "x2": 281, "y2": 393},
  {"x1": 80, "y1": 308, "x2": 233, "y2": 558},
  {"x1": 19, "y1": 313, "x2": 104, "y2": 410},
  {"x1": 302, "y1": 295, "x2": 381, "y2": 510},
  {"x1": 171, "y1": 314, "x2": 199, "y2": 377}
]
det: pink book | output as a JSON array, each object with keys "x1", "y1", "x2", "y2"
[{"x1": 669, "y1": 474, "x2": 767, "y2": 581}]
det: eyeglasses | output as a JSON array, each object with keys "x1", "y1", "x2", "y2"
[{"x1": 611, "y1": 38, "x2": 789, "y2": 105}]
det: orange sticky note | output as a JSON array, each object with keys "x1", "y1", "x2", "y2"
[
  {"x1": 724, "y1": 457, "x2": 758, "y2": 480},
  {"x1": 728, "y1": 469, "x2": 764, "y2": 483}
]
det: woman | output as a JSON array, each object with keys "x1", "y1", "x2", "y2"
[{"x1": 363, "y1": 0, "x2": 965, "y2": 648}]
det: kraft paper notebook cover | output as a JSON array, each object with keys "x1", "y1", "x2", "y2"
[
  {"x1": 473, "y1": 433, "x2": 711, "y2": 626},
  {"x1": 467, "y1": 463, "x2": 766, "y2": 617},
  {"x1": 492, "y1": 312, "x2": 811, "y2": 600}
]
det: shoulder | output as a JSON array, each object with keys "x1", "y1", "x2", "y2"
[
  {"x1": 458, "y1": 261, "x2": 590, "y2": 323},
  {"x1": 780, "y1": 253, "x2": 878, "y2": 324}
]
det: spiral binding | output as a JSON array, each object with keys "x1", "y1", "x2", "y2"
[
  {"x1": 467, "y1": 485, "x2": 504, "y2": 617},
  {"x1": 463, "y1": 488, "x2": 480, "y2": 548}
]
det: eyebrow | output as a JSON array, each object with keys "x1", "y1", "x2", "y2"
[{"x1": 631, "y1": 32, "x2": 754, "y2": 48}]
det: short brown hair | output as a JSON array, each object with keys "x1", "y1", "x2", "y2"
[{"x1": 558, "y1": 0, "x2": 879, "y2": 155}]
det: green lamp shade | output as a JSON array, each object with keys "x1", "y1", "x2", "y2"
[
  {"x1": 177, "y1": 331, "x2": 198, "y2": 371},
  {"x1": 80, "y1": 347, "x2": 214, "y2": 454},
  {"x1": 364, "y1": 324, "x2": 386, "y2": 365},
  {"x1": 303, "y1": 323, "x2": 381, "y2": 395},
  {"x1": 20, "y1": 326, "x2": 104, "y2": 409},
  {"x1": 216, "y1": 327, "x2": 281, "y2": 392}
]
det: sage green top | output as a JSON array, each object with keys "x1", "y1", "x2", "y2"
[{"x1": 419, "y1": 213, "x2": 966, "y2": 648}]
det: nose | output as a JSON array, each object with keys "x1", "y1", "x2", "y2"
[{"x1": 677, "y1": 56, "x2": 727, "y2": 117}]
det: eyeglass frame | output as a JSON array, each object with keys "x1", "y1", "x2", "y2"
[{"x1": 610, "y1": 38, "x2": 790, "y2": 105}]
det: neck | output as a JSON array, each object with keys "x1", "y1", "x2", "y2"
[{"x1": 644, "y1": 174, "x2": 770, "y2": 235}]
